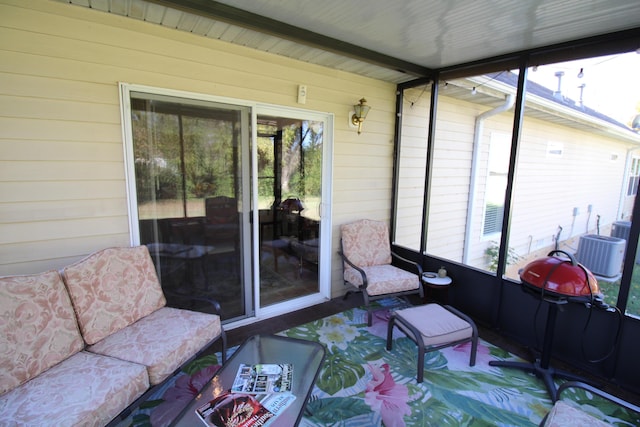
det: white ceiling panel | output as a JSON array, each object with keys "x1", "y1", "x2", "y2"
[
  {"x1": 55, "y1": 0, "x2": 640, "y2": 84},
  {"x1": 213, "y1": 0, "x2": 640, "y2": 68}
]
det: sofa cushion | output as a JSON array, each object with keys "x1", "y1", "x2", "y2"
[
  {"x1": 87, "y1": 306, "x2": 222, "y2": 385},
  {"x1": 0, "y1": 270, "x2": 84, "y2": 396},
  {"x1": 0, "y1": 351, "x2": 149, "y2": 427},
  {"x1": 62, "y1": 246, "x2": 166, "y2": 345}
]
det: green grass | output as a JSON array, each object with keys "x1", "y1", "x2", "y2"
[{"x1": 598, "y1": 264, "x2": 640, "y2": 318}]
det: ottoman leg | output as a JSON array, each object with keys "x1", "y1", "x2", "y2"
[{"x1": 393, "y1": 314, "x2": 426, "y2": 383}]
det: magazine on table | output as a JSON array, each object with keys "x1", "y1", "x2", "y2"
[
  {"x1": 231, "y1": 363, "x2": 293, "y2": 394},
  {"x1": 195, "y1": 391, "x2": 296, "y2": 427}
]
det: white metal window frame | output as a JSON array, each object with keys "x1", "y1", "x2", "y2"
[
  {"x1": 481, "y1": 132, "x2": 510, "y2": 238},
  {"x1": 627, "y1": 156, "x2": 640, "y2": 197},
  {"x1": 118, "y1": 82, "x2": 334, "y2": 322}
]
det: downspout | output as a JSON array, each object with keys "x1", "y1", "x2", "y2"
[{"x1": 462, "y1": 94, "x2": 515, "y2": 264}]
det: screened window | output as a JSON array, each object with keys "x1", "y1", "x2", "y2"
[
  {"x1": 424, "y1": 72, "x2": 516, "y2": 274},
  {"x1": 395, "y1": 84, "x2": 430, "y2": 250},
  {"x1": 507, "y1": 52, "x2": 640, "y2": 314}
]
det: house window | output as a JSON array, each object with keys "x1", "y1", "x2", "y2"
[
  {"x1": 483, "y1": 133, "x2": 510, "y2": 236},
  {"x1": 627, "y1": 157, "x2": 640, "y2": 196}
]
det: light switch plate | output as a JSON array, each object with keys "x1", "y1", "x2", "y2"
[{"x1": 297, "y1": 85, "x2": 307, "y2": 104}]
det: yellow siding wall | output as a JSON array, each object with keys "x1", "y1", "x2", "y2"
[
  {"x1": 0, "y1": 0, "x2": 397, "y2": 298},
  {"x1": 395, "y1": 85, "x2": 430, "y2": 250}
]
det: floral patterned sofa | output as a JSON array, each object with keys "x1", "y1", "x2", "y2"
[{"x1": 0, "y1": 245, "x2": 226, "y2": 426}]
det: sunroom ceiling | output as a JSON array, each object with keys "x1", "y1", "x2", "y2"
[{"x1": 58, "y1": 0, "x2": 640, "y2": 84}]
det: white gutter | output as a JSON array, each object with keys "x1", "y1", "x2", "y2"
[{"x1": 462, "y1": 94, "x2": 515, "y2": 264}]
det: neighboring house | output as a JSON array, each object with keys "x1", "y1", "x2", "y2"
[{"x1": 395, "y1": 71, "x2": 640, "y2": 276}]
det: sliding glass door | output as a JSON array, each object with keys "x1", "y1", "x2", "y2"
[
  {"x1": 256, "y1": 113, "x2": 324, "y2": 308},
  {"x1": 122, "y1": 85, "x2": 331, "y2": 322}
]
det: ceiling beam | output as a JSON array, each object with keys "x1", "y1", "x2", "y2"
[{"x1": 146, "y1": 0, "x2": 432, "y2": 78}]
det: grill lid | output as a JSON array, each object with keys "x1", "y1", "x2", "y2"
[{"x1": 519, "y1": 250, "x2": 600, "y2": 300}]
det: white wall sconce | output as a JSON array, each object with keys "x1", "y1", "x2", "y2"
[{"x1": 351, "y1": 98, "x2": 371, "y2": 134}]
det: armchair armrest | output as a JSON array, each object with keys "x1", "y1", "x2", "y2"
[
  {"x1": 164, "y1": 290, "x2": 223, "y2": 316},
  {"x1": 338, "y1": 250, "x2": 368, "y2": 288},
  {"x1": 391, "y1": 251, "x2": 424, "y2": 277}
]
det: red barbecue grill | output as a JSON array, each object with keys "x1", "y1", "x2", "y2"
[
  {"x1": 489, "y1": 250, "x2": 603, "y2": 401},
  {"x1": 519, "y1": 250, "x2": 600, "y2": 302}
]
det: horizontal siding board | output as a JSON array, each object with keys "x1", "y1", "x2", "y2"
[
  {"x1": 0, "y1": 72, "x2": 117, "y2": 103},
  {"x1": 0, "y1": 161, "x2": 124, "y2": 182},
  {"x1": 0, "y1": 117, "x2": 122, "y2": 142},
  {"x1": 334, "y1": 190, "x2": 392, "y2": 204},
  {"x1": 333, "y1": 163, "x2": 392, "y2": 177},
  {"x1": 0, "y1": 233, "x2": 130, "y2": 275},
  {"x1": 1, "y1": 181, "x2": 126, "y2": 203},
  {"x1": 0, "y1": 199, "x2": 128, "y2": 223},
  {"x1": 334, "y1": 183, "x2": 391, "y2": 195},
  {"x1": 0, "y1": 95, "x2": 120, "y2": 123},
  {"x1": 0, "y1": 140, "x2": 123, "y2": 161},
  {"x1": 1, "y1": 216, "x2": 130, "y2": 244},
  {"x1": 334, "y1": 145, "x2": 393, "y2": 159}
]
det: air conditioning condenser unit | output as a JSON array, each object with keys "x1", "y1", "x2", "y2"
[{"x1": 575, "y1": 234, "x2": 625, "y2": 278}]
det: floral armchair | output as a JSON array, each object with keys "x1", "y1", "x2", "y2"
[
  {"x1": 540, "y1": 381, "x2": 640, "y2": 426},
  {"x1": 339, "y1": 219, "x2": 424, "y2": 325}
]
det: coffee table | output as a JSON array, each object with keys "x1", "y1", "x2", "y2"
[{"x1": 170, "y1": 334, "x2": 326, "y2": 426}]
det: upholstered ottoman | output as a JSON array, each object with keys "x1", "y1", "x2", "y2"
[{"x1": 386, "y1": 303, "x2": 478, "y2": 382}]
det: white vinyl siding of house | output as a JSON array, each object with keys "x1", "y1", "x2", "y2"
[
  {"x1": 0, "y1": 0, "x2": 396, "y2": 299},
  {"x1": 505, "y1": 114, "x2": 629, "y2": 276},
  {"x1": 426, "y1": 97, "x2": 476, "y2": 260},
  {"x1": 396, "y1": 88, "x2": 633, "y2": 273}
]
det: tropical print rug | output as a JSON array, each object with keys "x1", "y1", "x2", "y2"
[{"x1": 125, "y1": 298, "x2": 639, "y2": 426}]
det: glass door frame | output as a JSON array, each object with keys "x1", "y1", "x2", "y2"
[
  {"x1": 252, "y1": 104, "x2": 333, "y2": 319},
  {"x1": 119, "y1": 83, "x2": 333, "y2": 324}
]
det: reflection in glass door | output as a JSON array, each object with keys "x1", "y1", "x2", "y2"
[
  {"x1": 124, "y1": 86, "x2": 330, "y2": 322},
  {"x1": 127, "y1": 91, "x2": 251, "y2": 321},
  {"x1": 256, "y1": 115, "x2": 322, "y2": 307}
]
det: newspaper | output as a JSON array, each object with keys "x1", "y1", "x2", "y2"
[
  {"x1": 231, "y1": 363, "x2": 293, "y2": 394},
  {"x1": 196, "y1": 391, "x2": 296, "y2": 427}
]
